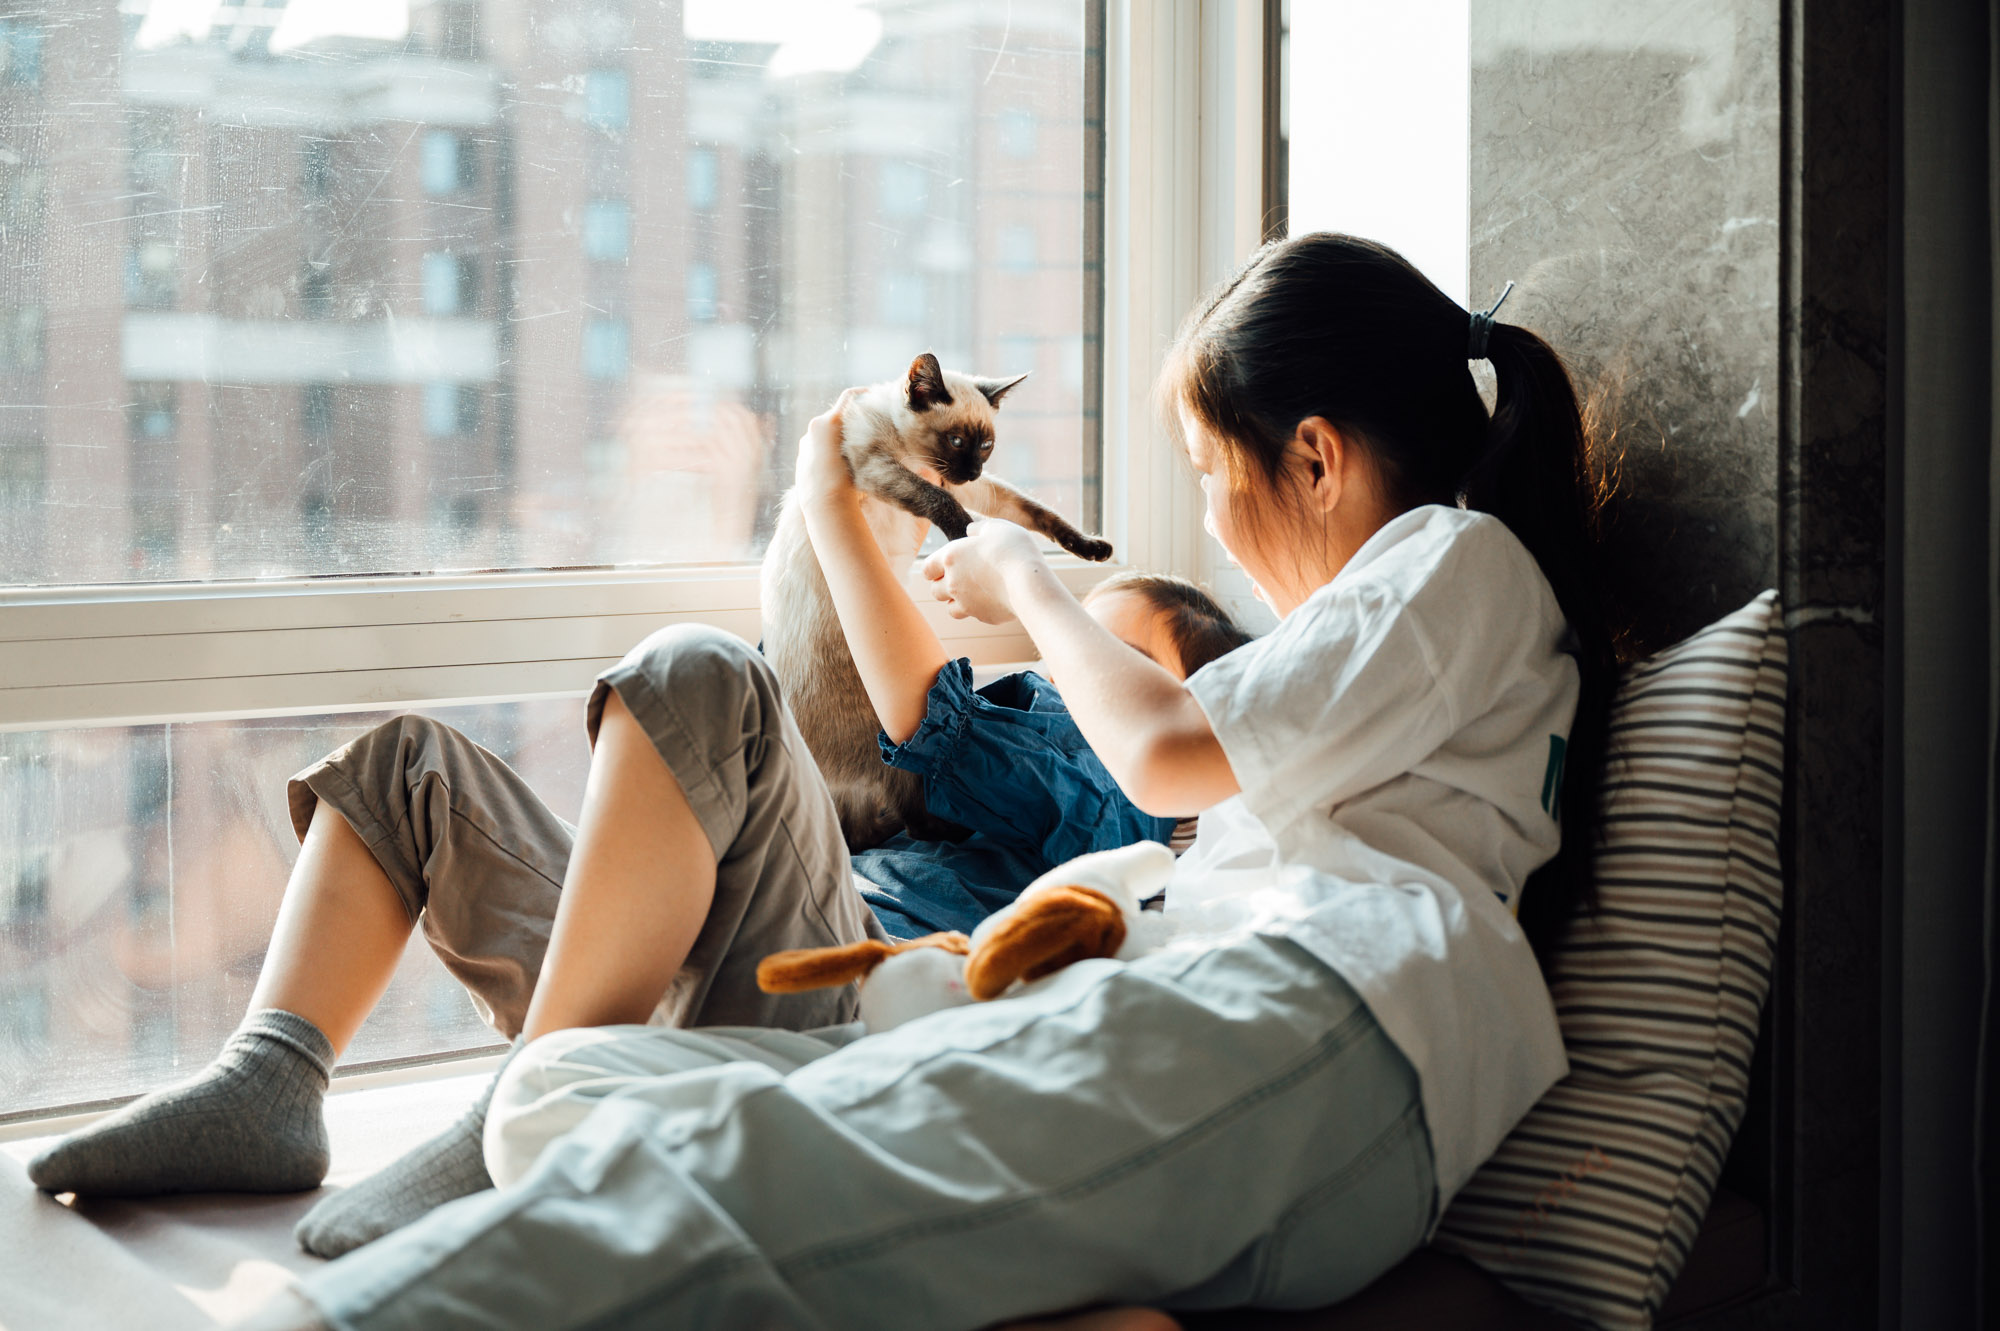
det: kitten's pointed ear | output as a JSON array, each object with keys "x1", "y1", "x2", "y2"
[
  {"x1": 975, "y1": 371, "x2": 1030, "y2": 409},
  {"x1": 906, "y1": 352, "x2": 949, "y2": 412}
]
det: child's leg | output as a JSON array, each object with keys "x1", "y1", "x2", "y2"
[
  {"x1": 300, "y1": 623, "x2": 881, "y2": 1256},
  {"x1": 26, "y1": 806, "x2": 418, "y2": 1198},
  {"x1": 249, "y1": 805, "x2": 421, "y2": 1054},
  {"x1": 517, "y1": 688, "x2": 719, "y2": 1038},
  {"x1": 523, "y1": 622, "x2": 885, "y2": 1038}
]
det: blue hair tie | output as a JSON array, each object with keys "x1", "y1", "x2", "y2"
[{"x1": 1467, "y1": 280, "x2": 1515, "y2": 360}]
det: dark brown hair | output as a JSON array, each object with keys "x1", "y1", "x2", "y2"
[
  {"x1": 1162, "y1": 232, "x2": 1619, "y2": 958},
  {"x1": 1085, "y1": 572, "x2": 1255, "y2": 676}
]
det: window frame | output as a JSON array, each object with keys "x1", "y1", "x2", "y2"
[{"x1": 0, "y1": 0, "x2": 1269, "y2": 737}]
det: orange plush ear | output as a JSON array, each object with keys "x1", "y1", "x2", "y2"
[
  {"x1": 963, "y1": 885, "x2": 1126, "y2": 1002},
  {"x1": 757, "y1": 931, "x2": 970, "y2": 994}
]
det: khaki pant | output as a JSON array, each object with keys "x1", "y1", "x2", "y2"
[{"x1": 286, "y1": 624, "x2": 886, "y2": 1038}]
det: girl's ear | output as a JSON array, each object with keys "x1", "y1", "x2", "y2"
[{"x1": 1293, "y1": 417, "x2": 1346, "y2": 514}]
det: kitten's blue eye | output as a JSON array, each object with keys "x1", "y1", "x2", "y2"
[{"x1": 949, "y1": 435, "x2": 963, "y2": 450}]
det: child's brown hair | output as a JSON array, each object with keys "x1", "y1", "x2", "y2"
[{"x1": 1084, "y1": 572, "x2": 1253, "y2": 676}]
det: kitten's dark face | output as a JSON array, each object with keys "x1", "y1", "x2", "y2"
[{"x1": 900, "y1": 352, "x2": 1026, "y2": 486}]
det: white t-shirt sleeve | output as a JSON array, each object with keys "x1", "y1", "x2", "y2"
[{"x1": 1186, "y1": 583, "x2": 1456, "y2": 826}]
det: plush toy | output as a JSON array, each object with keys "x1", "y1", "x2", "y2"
[{"x1": 757, "y1": 841, "x2": 1179, "y2": 1033}]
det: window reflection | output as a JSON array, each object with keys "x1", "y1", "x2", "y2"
[
  {"x1": 0, "y1": 700, "x2": 590, "y2": 1118},
  {"x1": 0, "y1": 0, "x2": 1098, "y2": 586}
]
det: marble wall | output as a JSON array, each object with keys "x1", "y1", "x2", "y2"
[{"x1": 1470, "y1": 1, "x2": 1782, "y2": 653}]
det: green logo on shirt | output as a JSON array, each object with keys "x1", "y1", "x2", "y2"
[{"x1": 1540, "y1": 734, "x2": 1567, "y2": 818}]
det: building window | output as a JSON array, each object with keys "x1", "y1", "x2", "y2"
[
  {"x1": 1, "y1": 19, "x2": 44, "y2": 87},
  {"x1": 423, "y1": 382, "x2": 480, "y2": 436},
  {"x1": 582, "y1": 319, "x2": 629, "y2": 379},
  {"x1": 302, "y1": 384, "x2": 335, "y2": 438},
  {"x1": 3, "y1": 306, "x2": 43, "y2": 372},
  {"x1": 128, "y1": 385, "x2": 176, "y2": 442},
  {"x1": 686, "y1": 149, "x2": 719, "y2": 211},
  {"x1": 997, "y1": 334, "x2": 1038, "y2": 378},
  {"x1": 301, "y1": 263, "x2": 334, "y2": 319},
  {"x1": 301, "y1": 139, "x2": 333, "y2": 199},
  {"x1": 997, "y1": 107, "x2": 1036, "y2": 158},
  {"x1": 2, "y1": 166, "x2": 42, "y2": 229},
  {"x1": 422, "y1": 251, "x2": 476, "y2": 315},
  {"x1": 685, "y1": 262, "x2": 718, "y2": 323},
  {"x1": 878, "y1": 271, "x2": 926, "y2": 327},
  {"x1": 584, "y1": 70, "x2": 629, "y2": 131},
  {"x1": 125, "y1": 242, "x2": 177, "y2": 309},
  {"x1": 421, "y1": 130, "x2": 472, "y2": 195},
  {"x1": 582, "y1": 200, "x2": 631, "y2": 262},
  {"x1": 998, "y1": 224, "x2": 1037, "y2": 271},
  {"x1": 879, "y1": 161, "x2": 926, "y2": 218}
]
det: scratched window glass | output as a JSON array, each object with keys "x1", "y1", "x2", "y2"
[
  {"x1": 0, "y1": 1, "x2": 1097, "y2": 585},
  {"x1": 0, "y1": 698, "x2": 589, "y2": 1117}
]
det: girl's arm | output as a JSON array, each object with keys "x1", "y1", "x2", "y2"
[
  {"x1": 922, "y1": 521, "x2": 1239, "y2": 817},
  {"x1": 795, "y1": 399, "x2": 949, "y2": 745}
]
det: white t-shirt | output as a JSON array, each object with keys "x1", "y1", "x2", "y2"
[{"x1": 1171, "y1": 504, "x2": 1574, "y2": 1210}]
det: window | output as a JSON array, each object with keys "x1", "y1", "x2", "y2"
[
  {"x1": 582, "y1": 318, "x2": 630, "y2": 379},
  {"x1": 0, "y1": 1, "x2": 1104, "y2": 1120},
  {"x1": 584, "y1": 70, "x2": 630, "y2": 132},
  {"x1": 1284, "y1": 3, "x2": 1468, "y2": 304},
  {"x1": 998, "y1": 223, "x2": 1038, "y2": 271},
  {"x1": 0, "y1": 18, "x2": 43, "y2": 87},
  {"x1": 423, "y1": 382, "x2": 481, "y2": 436},
  {"x1": 2, "y1": 307, "x2": 42, "y2": 371},
  {"x1": 997, "y1": 334, "x2": 1040, "y2": 378},
  {"x1": 879, "y1": 161, "x2": 928, "y2": 217},
  {"x1": 0, "y1": 702, "x2": 585, "y2": 1114},
  {"x1": 126, "y1": 242, "x2": 177, "y2": 309},
  {"x1": 422, "y1": 251, "x2": 476, "y2": 315},
  {"x1": 685, "y1": 149, "x2": 719, "y2": 211},
  {"x1": 997, "y1": 107, "x2": 1037, "y2": 158},
  {"x1": 301, "y1": 263, "x2": 334, "y2": 319},
  {"x1": 302, "y1": 383, "x2": 336, "y2": 438},
  {"x1": 421, "y1": 130, "x2": 471, "y2": 196},
  {"x1": 878, "y1": 270, "x2": 927, "y2": 326},
  {"x1": 301, "y1": 138, "x2": 333, "y2": 199},
  {"x1": 685, "y1": 262, "x2": 719, "y2": 323},
  {"x1": 582, "y1": 200, "x2": 631, "y2": 261}
]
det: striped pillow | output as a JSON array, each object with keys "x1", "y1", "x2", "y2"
[{"x1": 1432, "y1": 591, "x2": 1786, "y2": 1330}]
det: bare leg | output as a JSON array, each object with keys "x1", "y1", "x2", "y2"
[
  {"x1": 23, "y1": 808, "x2": 406, "y2": 1196},
  {"x1": 250, "y1": 805, "x2": 416, "y2": 1056},
  {"x1": 522, "y1": 689, "x2": 719, "y2": 1041}
]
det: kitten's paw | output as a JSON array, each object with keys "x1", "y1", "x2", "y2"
[{"x1": 1066, "y1": 535, "x2": 1114, "y2": 562}]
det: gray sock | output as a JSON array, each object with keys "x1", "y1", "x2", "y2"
[
  {"x1": 28, "y1": 1008, "x2": 333, "y2": 1197},
  {"x1": 293, "y1": 1041, "x2": 518, "y2": 1259}
]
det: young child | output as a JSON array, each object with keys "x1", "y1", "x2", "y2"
[{"x1": 848, "y1": 569, "x2": 1252, "y2": 940}]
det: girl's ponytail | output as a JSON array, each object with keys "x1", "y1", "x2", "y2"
[{"x1": 1468, "y1": 322, "x2": 1618, "y2": 956}]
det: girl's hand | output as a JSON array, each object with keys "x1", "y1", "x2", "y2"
[
  {"x1": 922, "y1": 519, "x2": 1047, "y2": 623},
  {"x1": 795, "y1": 389, "x2": 863, "y2": 504}
]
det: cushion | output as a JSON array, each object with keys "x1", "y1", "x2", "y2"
[{"x1": 1431, "y1": 591, "x2": 1786, "y2": 1330}]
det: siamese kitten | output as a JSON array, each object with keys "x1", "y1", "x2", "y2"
[{"x1": 762, "y1": 352, "x2": 1114, "y2": 852}]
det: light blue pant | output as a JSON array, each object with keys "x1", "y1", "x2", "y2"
[{"x1": 300, "y1": 932, "x2": 1435, "y2": 1331}]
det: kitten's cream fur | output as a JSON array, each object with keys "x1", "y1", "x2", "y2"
[{"x1": 762, "y1": 353, "x2": 1113, "y2": 851}]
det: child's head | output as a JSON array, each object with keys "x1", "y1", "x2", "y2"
[
  {"x1": 1082, "y1": 572, "x2": 1252, "y2": 681},
  {"x1": 1160, "y1": 231, "x2": 1608, "y2": 623}
]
